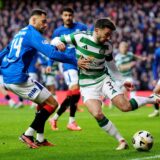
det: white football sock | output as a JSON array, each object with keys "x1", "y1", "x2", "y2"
[
  {"x1": 102, "y1": 121, "x2": 124, "y2": 142},
  {"x1": 36, "y1": 133, "x2": 44, "y2": 142},
  {"x1": 25, "y1": 127, "x2": 35, "y2": 136}
]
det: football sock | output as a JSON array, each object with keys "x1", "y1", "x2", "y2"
[
  {"x1": 70, "y1": 94, "x2": 80, "y2": 117},
  {"x1": 154, "y1": 103, "x2": 159, "y2": 110},
  {"x1": 97, "y1": 116, "x2": 124, "y2": 141},
  {"x1": 30, "y1": 105, "x2": 54, "y2": 133},
  {"x1": 36, "y1": 133, "x2": 44, "y2": 142},
  {"x1": 69, "y1": 117, "x2": 75, "y2": 124},
  {"x1": 56, "y1": 96, "x2": 71, "y2": 116},
  {"x1": 130, "y1": 96, "x2": 158, "y2": 110},
  {"x1": 25, "y1": 127, "x2": 35, "y2": 136},
  {"x1": 53, "y1": 113, "x2": 59, "y2": 121}
]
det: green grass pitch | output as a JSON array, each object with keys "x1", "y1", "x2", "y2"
[{"x1": 0, "y1": 105, "x2": 159, "y2": 160}]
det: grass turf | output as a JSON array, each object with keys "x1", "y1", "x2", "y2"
[{"x1": 0, "y1": 105, "x2": 159, "y2": 160}]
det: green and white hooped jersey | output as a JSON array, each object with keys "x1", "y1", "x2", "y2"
[
  {"x1": 115, "y1": 52, "x2": 135, "y2": 77},
  {"x1": 60, "y1": 31, "x2": 113, "y2": 87}
]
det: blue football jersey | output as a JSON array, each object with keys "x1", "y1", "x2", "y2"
[
  {"x1": 152, "y1": 47, "x2": 160, "y2": 80},
  {"x1": 52, "y1": 22, "x2": 88, "y2": 71},
  {"x1": 0, "y1": 25, "x2": 77, "y2": 84}
]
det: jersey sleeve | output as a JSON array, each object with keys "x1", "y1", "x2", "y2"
[
  {"x1": 28, "y1": 30, "x2": 77, "y2": 66},
  {"x1": 0, "y1": 45, "x2": 10, "y2": 65},
  {"x1": 60, "y1": 33, "x2": 77, "y2": 46}
]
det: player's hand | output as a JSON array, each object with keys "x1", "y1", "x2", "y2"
[
  {"x1": 78, "y1": 55, "x2": 91, "y2": 69},
  {"x1": 45, "y1": 66, "x2": 52, "y2": 73},
  {"x1": 124, "y1": 81, "x2": 134, "y2": 91},
  {"x1": 56, "y1": 43, "x2": 66, "y2": 51}
]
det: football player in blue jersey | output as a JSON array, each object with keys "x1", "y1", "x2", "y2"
[
  {"x1": 0, "y1": 9, "x2": 90, "y2": 149},
  {"x1": 49, "y1": 8, "x2": 88, "y2": 131},
  {"x1": 148, "y1": 45, "x2": 160, "y2": 117}
]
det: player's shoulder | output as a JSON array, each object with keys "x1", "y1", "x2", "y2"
[
  {"x1": 74, "y1": 22, "x2": 87, "y2": 27},
  {"x1": 54, "y1": 25, "x2": 65, "y2": 32}
]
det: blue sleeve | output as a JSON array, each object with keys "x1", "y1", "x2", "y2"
[
  {"x1": 152, "y1": 50, "x2": 159, "y2": 80},
  {"x1": 0, "y1": 45, "x2": 10, "y2": 65},
  {"x1": 28, "y1": 30, "x2": 77, "y2": 66},
  {"x1": 47, "y1": 59, "x2": 54, "y2": 67}
]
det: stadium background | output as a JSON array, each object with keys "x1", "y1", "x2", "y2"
[{"x1": 0, "y1": 0, "x2": 160, "y2": 91}]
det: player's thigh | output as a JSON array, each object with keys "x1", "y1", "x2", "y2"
[
  {"x1": 85, "y1": 99, "x2": 103, "y2": 119},
  {"x1": 63, "y1": 69, "x2": 78, "y2": 88},
  {"x1": 4, "y1": 78, "x2": 51, "y2": 104}
]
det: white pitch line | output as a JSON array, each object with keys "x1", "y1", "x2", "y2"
[{"x1": 130, "y1": 155, "x2": 160, "y2": 160}]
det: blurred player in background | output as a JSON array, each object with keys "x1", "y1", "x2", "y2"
[
  {"x1": 148, "y1": 44, "x2": 160, "y2": 117},
  {"x1": 49, "y1": 8, "x2": 88, "y2": 131},
  {"x1": 52, "y1": 18, "x2": 160, "y2": 150},
  {"x1": 115, "y1": 41, "x2": 147, "y2": 98}
]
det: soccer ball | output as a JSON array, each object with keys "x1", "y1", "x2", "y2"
[{"x1": 132, "y1": 130, "x2": 153, "y2": 151}]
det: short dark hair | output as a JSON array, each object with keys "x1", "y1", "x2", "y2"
[
  {"x1": 30, "y1": 9, "x2": 47, "y2": 18},
  {"x1": 61, "y1": 8, "x2": 74, "y2": 14},
  {"x1": 95, "y1": 18, "x2": 116, "y2": 31}
]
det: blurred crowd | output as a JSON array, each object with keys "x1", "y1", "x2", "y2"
[{"x1": 0, "y1": 0, "x2": 160, "y2": 90}]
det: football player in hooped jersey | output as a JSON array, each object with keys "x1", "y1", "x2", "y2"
[
  {"x1": 51, "y1": 18, "x2": 160, "y2": 150},
  {"x1": 0, "y1": 9, "x2": 90, "y2": 149},
  {"x1": 49, "y1": 8, "x2": 88, "y2": 131}
]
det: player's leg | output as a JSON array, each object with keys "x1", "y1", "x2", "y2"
[
  {"x1": 81, "y1": 82, "x2": 128, "y2": 150},
  {"x1": 49, "y1": 69, "x2": 81, "y2": 131},
  {"x1": 49, "y1": 91, "x2": 71, "y2": 130},
  {"x1": 85, "y1": 99, "x2": 128, "y2": 150},
  {"x1": 102, "y1": 76, "x2": 160, "y2": 112},
  {"x1": 148, "y1": 83, "x2": 160, "y2": 117},
  {"x1": 5, "y1": 78, "x2": 58, "y2": 148},
  {"x1": 67, "y1": 87, "x2": 81, "y2": 131},
  {"x1": 65, "y1": 70, "x2": 81, "y2": 130}
]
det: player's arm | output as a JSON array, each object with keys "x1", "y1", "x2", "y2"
[
  {"x1": 0, "y1": 45, "x2": 10, "y2": 65},
  {"x1": 51, "y1": 33, "x2": 77, "y2": 51},
  {"x1": 28, "y1": 31, "x2": 77, "y2": 66},
  {"x1": 106, "y1": 53, "x2": 133, "y2": 90},
  {"x1": 106, "y1": 54, "x2": 125, "y2": 83},
  {"x1": 118, "y1": 61, "x2": 136, "y2": 71}
]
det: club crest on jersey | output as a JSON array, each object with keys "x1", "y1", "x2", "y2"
[{"x1": 42, "y1": 40, "x2": 49, "y2": 44}]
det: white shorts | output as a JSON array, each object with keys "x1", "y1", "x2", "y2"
[
  {"x1": 4, "y1": 78, "x2": 51, "y2": 104},
  {"x1": 80, "y1": 76, "x2": 123, "y2": 103},
  {"x1": 63, "y1": 69, "x2": 78, "y2": 88},
  {"x1": 29, "y1": 73, "x2": 38, "y2": 81}
]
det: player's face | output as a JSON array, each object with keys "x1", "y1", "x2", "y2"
[
  {"x1": 34, "y1": 14, "x2": 48, "y2": 33},
  {"x1": 119, "y1": 42, "x2": 128, "y2": 54},
  {"x1": 62, "y1": 11, "x2": 73, "y2": 27},
  {"x1": 95, "y1": 27, "x2": 112, "y2": 44}
]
